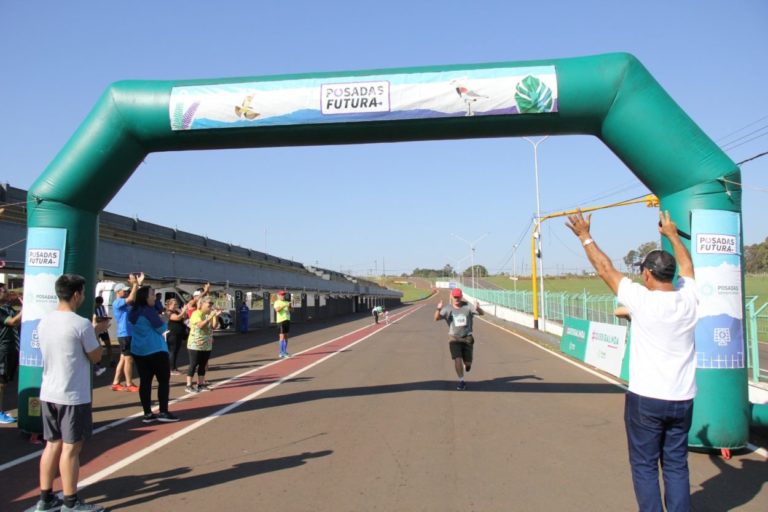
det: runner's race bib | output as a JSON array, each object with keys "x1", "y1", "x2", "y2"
[{"x1": 453, "y1": 314, "x2": 468, "y2": 327}]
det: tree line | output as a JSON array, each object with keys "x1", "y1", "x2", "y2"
[
  {"x1": 410, "y1": 264, "x2": 488, "y2": 278},
  {"x1": 745, "y1": 238, "x2": 768, "y2": 273}
]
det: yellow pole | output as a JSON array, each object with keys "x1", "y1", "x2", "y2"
[{"x1": 529, "y1": 194, "x2": 658, "y2": 330}]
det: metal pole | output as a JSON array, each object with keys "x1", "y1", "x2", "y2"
[
  {"x1": 523, "y1": 136, "x2": 548, "y2": 329},
  {"x1": 471, "y1": 246, "x2": 475, "y2": 290},
  {"x1": 512, "y1": 244, "x2": 517, "y2": 293},
  {"x1": 451, "y1": 232, "x2": 488, "y2": 293}
]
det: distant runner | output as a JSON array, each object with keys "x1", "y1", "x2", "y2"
[
  {"x1": 434, "y1": 288, "x2": 483, "y2": 390},
  {"x1": 274, "y1": 291, "x2": 292, "y2": 358},
  {"x1": 372, "y1": 305, "x2": 384, "y2": 324}
]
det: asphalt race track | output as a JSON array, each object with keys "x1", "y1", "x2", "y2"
[{"x1": 1, "y1": 294, "x2": 766, "y2": 511}]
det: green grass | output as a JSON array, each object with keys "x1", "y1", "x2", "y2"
[
  {"x1": 483, "y1": 274, "x2": 768, "y2": 301},
  {"x1": 379, "y1": 278, "x2": 434, "y2": 303},
  {"x1": 483, "y1": 275, "x2": 612, "y2": 295}
]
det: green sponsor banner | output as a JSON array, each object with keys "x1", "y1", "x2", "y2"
[{"x1": 561, "y1": 317, "x2": 589, "y2": 361}]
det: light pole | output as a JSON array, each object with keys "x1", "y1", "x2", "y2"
[
  {"x1": 523, "y1": 136, "x2": 548, "y2": 329},
  {"x1": 456, "y1": 254, "x2": 471, "y2": 287},
  {"x1": 451, "y1": 232, "x2": 489, "y2": 291},
  {"x1": 511, "y1": 243, "x2": 518, "y2": 293}
]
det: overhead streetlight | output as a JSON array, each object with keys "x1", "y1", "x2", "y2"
[
  {"x1": 455, "y1": 253, "x2": 471, "y2": 287},
  {"x1": 451, "y1": 232, "x2": 489, "y2": 291},
  {"x1": 523, "y1": 136, "x2": 548, "y2": 330}
]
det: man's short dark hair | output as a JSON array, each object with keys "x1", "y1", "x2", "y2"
[
  {"x1": 55, "y1": 274, "x2": 86, "y2": 301},
  {"x1": 638, "y1": 250, "x2": 677, "y2": 283}
]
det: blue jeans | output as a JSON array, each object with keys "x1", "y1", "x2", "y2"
[{"x1": 624, "y1": 392, "x2": 693, "y2": 512}]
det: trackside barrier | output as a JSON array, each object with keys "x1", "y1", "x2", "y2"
[
  {"x1": 463, "y1": 286, "x2": 768, "y2": 433},
  {"x1": 467, "y1": 286, "x2": 766, "y2": 385}
]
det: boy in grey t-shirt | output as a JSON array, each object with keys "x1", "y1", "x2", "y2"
[
  {"x1": 28, "y1": 274, "x2": 104, "y2": 512},
  {"x1": 434, "y1": 288, "x2": 483, "y2": 390}
]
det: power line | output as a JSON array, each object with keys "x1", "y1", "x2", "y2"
[
  {"x1": 494, "y1": 217, "x2": 534, "y2": 273},
  {"x1": 737, "y1": 151, "x2": 768, "y2": 166},
  {"x1": 721, "y1": 125, "x2": 768, "y2": 151},
  {"x1": 716, "y1": 114, "x2": 768, "y2": 143}
]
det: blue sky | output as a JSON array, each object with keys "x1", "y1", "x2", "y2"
[{"x1": 1, "y1": 1, "x2": 767, "y2": 278}]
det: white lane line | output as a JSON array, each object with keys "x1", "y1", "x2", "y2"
[
  {"x1": 479, "y1": 316, "x2": 768, "y2": 459},
  {"x1": 0, "y1": 305, "x2": 423, "y2": 476},
  {"x1": 77, "y1": 303, "x2": 424, "y2": 488}
]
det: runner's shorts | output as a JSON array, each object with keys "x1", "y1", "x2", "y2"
[
  {"x1": 42, "y1": 401, "x2": 93, "y2": 444},
  {"x1": 117, "y1": 336, "x2": 132, "y2": 355},
  {"x1": 278, "y1": 320, "x2": 291, "y2": 335},
  {"x1": 448, "y1": 335, "x2": 474, "y2": 363}
]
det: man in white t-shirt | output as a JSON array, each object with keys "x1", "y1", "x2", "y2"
[
  {"x1": 566, "y1": 210, "x2": 697, "y2": 512},
  {"x1": 28, "y1": 274, "x2": 104, "y2": 512}
]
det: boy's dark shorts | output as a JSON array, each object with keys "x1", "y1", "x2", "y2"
[
  {"x1": 42, "y1": 401, "x2": 93, "y2": 444},
  {"x1": 117, "y1": 336, "x2": 132, "y2": 355},
  {"x1": 278, "y1": 320, "x2": 291, "y2": 335},
  {"x1": 0, "y1": 349, "x2": 19, "y2": 384},
  {"x1": 448, "y1": 335, "x2": 474, "y2": 362}
]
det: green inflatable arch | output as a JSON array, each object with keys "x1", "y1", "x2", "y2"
[{"x1": 21, "y1": 52, "x2": 764, "y2": 448}]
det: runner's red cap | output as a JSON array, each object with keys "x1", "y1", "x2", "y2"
[
  {"x1": 277, "y1": 290, "x2": 286, "y2": 296},
  {"x1": 451, "y1": 288, "x2": 463, "y2": 298}
]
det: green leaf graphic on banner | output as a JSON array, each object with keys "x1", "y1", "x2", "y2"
[{"x1": 514, "y1": 75, "x2": 553, "y2": 113}]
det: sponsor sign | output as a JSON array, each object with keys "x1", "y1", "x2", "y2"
[
  {"x1": 561, "y1": 317, "x2": 589, "y2": 361},
  {"x1": 691, "y1": 210, "x2": 744, "y2": 369},
  {"x1": 20, "y1": 228, "x2": 67, "y2": 368},
  {"x1": 169, "y1": 65, "x2": 558, "y2": 130},
  {"x1": 584, "y1": 322, "x2": 628, "y2": 377}
]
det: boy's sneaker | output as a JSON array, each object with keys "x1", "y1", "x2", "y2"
[
  {"x1": 184, "y1": 385, "x2": 198, "y2": 394},
  {"x1": 111, "y1": 383, "x2": 125, "y2": 391},
  {"x1": 156, "y1": 412, "x2": 179, "y2": 423},
  {"x1": 125, "y1": 384, "x2": 140, "y2": 392},
  {"x1": 197, "y1": 384, "x2": 211, "y2": 392},
  {"x1": 61, "y1": 499, "x2": 105, "y2": 511},
  {"x1": 170, "y1": 369, "x2": 181, "y2": 376},
  {"x1": 142, "y1": 413, "x2": 158, "y2": 423},
  {"x1": 27, "y1": 495, "x2": 63, "y2": 511},
  {"x1": 456, "y1": 381, "x2": 467, "y2": 391},
  {"x1": 0, "y1": 411, "x2": 17, "y2": 424},
  {"x1": 26, "y1": 495, "x2": 63, "y2": 511}
]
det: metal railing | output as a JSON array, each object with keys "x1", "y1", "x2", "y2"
[{"x1": 465, "y1": 286, "x2": 765, "y2": 383}]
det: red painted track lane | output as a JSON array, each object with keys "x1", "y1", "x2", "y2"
[{"x1": 3, "y1": 305, "x2": 422, "y2": 510}]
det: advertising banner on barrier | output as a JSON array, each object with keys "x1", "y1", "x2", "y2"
[
  {"x1": 561, "y1": 317, "x2": 589, "y2": 360},
  {"x1": 561, "y1": 317, "x2": 628, "y2": 379},
  {"x1": 691, "y1": 210, "x2": 743, "y2": 369},
  {"x1": 584, "y1": 322, "x2": 628, "y2": 377}
]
